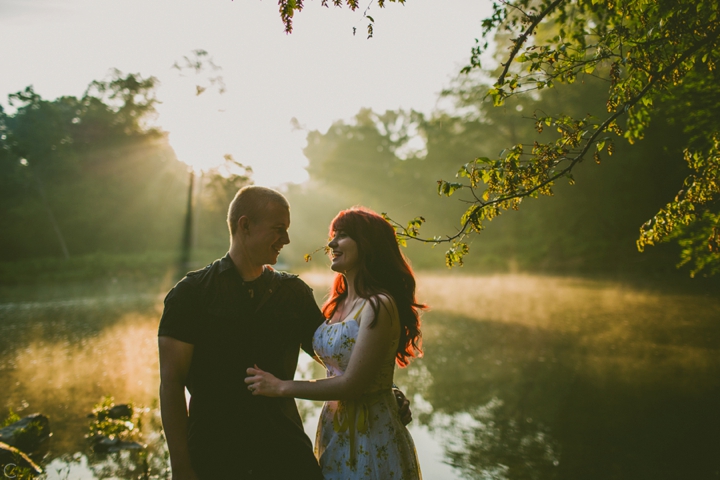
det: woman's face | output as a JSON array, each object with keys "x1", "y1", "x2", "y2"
[{"x1": 328, "y1": 230, "x2": 360, "y2": 274}]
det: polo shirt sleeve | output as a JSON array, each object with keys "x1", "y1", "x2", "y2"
[
  {"x1": 296, "y1": 281, "x2": 325, "y2": 357},
  {"x1": 158, "y1": 278, "x2": 201, "y2": 345}
]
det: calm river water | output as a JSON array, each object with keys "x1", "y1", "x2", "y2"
[{"x1": 1, "y1": 273, "x2": 718, "y2": 479}]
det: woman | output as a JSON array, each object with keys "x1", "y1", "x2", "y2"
[{"x1": 245, "y1": 206, "x2": 424, "y2": 479}]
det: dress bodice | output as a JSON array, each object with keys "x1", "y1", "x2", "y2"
[{"x1": 312, "y1": 301, "x2": 398, "y2": 393}]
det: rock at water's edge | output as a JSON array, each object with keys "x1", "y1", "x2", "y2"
[{"x1": 0, "y1": 414, "x2": 50, "y2": 453}]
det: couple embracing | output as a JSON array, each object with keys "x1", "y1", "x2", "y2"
[{"x1": 158, "y1": 186, "x2": 424, "y2": 479}]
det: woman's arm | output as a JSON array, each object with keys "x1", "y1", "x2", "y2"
[{"x1": 245, "y1": 295, "x2": 398, "y2": 401}]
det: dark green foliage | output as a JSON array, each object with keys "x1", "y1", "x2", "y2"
[
  {"x1": 0, "y1": 252, "x2": 178, "y2": 286},
  {"x1": 88, "y1": 397, "x2": 136, "y2": 441},
  {"x1": 288, "y1": 76, "x2": 689, "y2": 274},
  {"x1": 0, "y1": 70, "x2": 251, "y2": 282},
  {"x1": 291, "y1": 0, "x2": 720, "y2": 275},
  {"x1": 0, "y1": 71, "x2": 190, "y2": 264},
  {"x1": 449, "y1": 0, "x2": 720, "y2": 275},
  {"x1": 0, "y1": 410, "x2": 21, "y2": 428}
]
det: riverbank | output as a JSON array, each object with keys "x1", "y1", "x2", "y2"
[{"x1": 0, "y1": 251, "x2": 224, "y2": 302}]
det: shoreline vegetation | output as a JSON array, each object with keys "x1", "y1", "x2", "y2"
[{"x1": 2, "y1": 251, "x2": 718, "y2": 304}]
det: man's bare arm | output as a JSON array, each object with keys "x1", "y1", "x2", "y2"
[{"x1": 159, "y1": 336, "x2": 198, "y2": 480}]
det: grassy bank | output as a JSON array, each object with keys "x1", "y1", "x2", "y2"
[
  {"x1": 0, "y1": 252, "x2": 179, "y2": 285},
  {"x1": 0, "y1": 250, "x2": 234, "y2": 303},
  {"x1": 2, "y1": 249, "x2": 717, "y2": 303}
]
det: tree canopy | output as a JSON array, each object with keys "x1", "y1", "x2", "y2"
[
  {"x1": 0, "y1": 71, "x2": 249, "y2": 266},
  {"x1": 285, "y1": 76, "x2": 688, "y2": 274},
  {"x1": 282, "y1": 0, "x2": 720, "y2": 276}
]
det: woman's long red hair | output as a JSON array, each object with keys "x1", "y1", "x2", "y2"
[{"x1": 322, "y1": 206, "x2": 425, "y2": 367}]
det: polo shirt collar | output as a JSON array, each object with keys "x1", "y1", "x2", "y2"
[
  {"x1": 218, "y1": 253, "x2": 237, "y2": 275},
  {"x1": 218, "y1": 253, "x2": 275, "y2": 280}
]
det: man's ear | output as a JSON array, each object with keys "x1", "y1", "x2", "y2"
[{"x1": 237, "y1": 215, "x2": 251, "y2": 235}]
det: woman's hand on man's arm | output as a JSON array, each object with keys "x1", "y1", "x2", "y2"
[{"x1": 246, "y1": 295, "x2": 399, "y2": 401}]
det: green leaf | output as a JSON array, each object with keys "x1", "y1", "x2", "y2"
[
  {"x1": 437, "y1": 180, "x2": 463, "y2": 196},
  {"x1": 457, "y1": 164, "x2": 472, "y2": 177}
]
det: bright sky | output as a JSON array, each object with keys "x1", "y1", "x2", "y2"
[{"x1": 0, "y1": 0, "x2": 492, "y2": 186}]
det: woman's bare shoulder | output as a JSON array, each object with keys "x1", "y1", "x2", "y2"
[
  {"x1": 369, "y1": 293, "x2": 397, "y2": 310},
  {"x1": 358, "y1": 293, "x2": 398, "y2": 327}
]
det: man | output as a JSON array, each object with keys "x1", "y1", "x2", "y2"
[{"x1": 158, "y1": 186, "x2": 409, "y2": 479}]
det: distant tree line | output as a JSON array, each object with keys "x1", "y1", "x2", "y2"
[
  {"x1": 283, "y1": 75, "x2": 690, "y2": 275},
  {"x1": 0, "y1": 68, "x2": 705, "y2": 279},
  {"x1": 0, "y1": 71, "x2": 248, "y2": 270},
  {"x1": 0, "y1": 72, "x2": 187, "y2": 262}
]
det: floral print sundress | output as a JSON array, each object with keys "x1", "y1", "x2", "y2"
[{"x1": 312, "y1": 300, "x2": 422, "y2": 480}]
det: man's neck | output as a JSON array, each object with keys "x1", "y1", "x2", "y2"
[{"x1": 228, "y1": 247, "x2": 264, "y2": 282}]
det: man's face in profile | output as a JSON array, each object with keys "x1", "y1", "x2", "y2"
[{"x1": 243, "y1": 202, "x2": 290, "y2": 266}]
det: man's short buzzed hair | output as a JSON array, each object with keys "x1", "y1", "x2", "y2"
[{"x1": 227, "y1": 185, "x2": 289, "y2": 235}]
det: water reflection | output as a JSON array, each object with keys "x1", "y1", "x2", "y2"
[
  {"x1": 430, "y1": 398, "x2": 559, "y2": 480},
  {"x1": 0, "y1": 295, "x2": 165, "y2": 479},
  {"x1": 392, "y1": 274, "x2": 720, "y2": 479},
  {"x1": 1, "y1": 275, "x2": 719, "y2": 479}
]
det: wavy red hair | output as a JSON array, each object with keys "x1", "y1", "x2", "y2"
[{"x1": 322, "y1": 206, "x2": 425, "y2": 367}]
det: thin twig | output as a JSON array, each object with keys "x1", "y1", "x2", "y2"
[{"x1": 497, "y1": 0, "x2": 568, "y2": 86}]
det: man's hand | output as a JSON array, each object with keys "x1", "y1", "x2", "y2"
[{"x1": 393, "y1": 388, "x2": 412, "y2": 425}]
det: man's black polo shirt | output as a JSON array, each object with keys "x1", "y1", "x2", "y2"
[{"x1": 158, "y1": 254, "x2": 325, "y2": 479}]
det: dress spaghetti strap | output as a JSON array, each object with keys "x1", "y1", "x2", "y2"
[{"x1": 353, "y1": 300, "x2": 368, "y2": 320}]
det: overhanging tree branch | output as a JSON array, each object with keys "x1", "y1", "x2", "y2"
[
  {"x1": 496, "y1": 0, "x2": 567, "y2": 86},
  {"x1": 392, "y1": 25, "x2": 720, "y2": 251}
]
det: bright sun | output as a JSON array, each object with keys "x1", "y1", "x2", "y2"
[{"x1": 157, "y1": 78, "x2": 310, "y2": 186}]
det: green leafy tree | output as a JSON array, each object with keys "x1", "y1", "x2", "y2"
[
  {"x1": 281, "y1": 0, "x2": 720, "y2": 276},
  {"x1": 294, "y1": 77, "x2": 688, "y2": 273},
  {"x1": 0, "y1": 71, "x2": 189, "y2": 262},
  {"x1": 449, "y1": 0, "x2": 720, "y2": 276}
]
